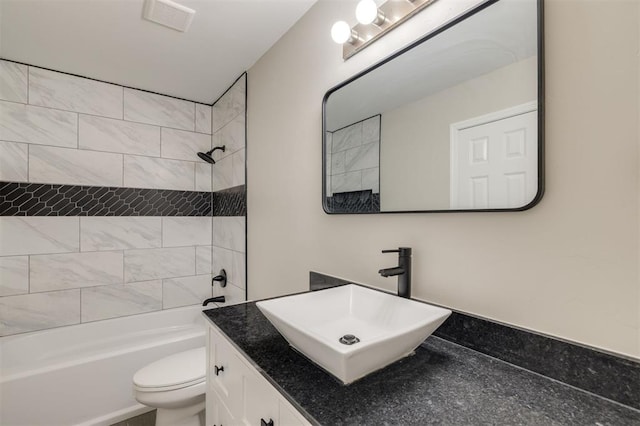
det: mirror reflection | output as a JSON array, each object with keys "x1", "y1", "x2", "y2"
[{"x1": 323, "y1": 0, "x2": 542, "y2": 213}]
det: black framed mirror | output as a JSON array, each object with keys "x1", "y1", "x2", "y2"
[{"x1": 322, "y1": 0, "x2": 544, "y2": 214}]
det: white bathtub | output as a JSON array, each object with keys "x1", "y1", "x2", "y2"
[{"x1": 0, "y1": 306, "x2": 206, "y2": 426}]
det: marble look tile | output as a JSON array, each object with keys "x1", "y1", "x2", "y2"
[
  {"x1": 362, "y1": 168, "x2": 380, "y2": 193},
  {"x1": 29, "y1": 67, "x2": 123, "y2": 118},
  {"x1": 209, "y1": 132, "x2": 228, "y2": 163},
  {"x1": 332, "y1": 122, "x2": 362, "y2": 153},
  {"x1": 0, "y1": 101, "x2": 77, "y2": 148},
  {"x1": 124, "y1": 88, "x2": 195, "y2": 131},
  {"x1": 212, "y1": 155, "x2": 232, "y2": 192},
  {"x1": 196, "y1": 245, "x2": 213, "y2": 275},
  {"x1": 161, "y1": 128, "x2": 211, "y2": 161},
  {"x1": 345, "y1": 142, "x2": 379, "y2": 172},
  {"x1": 195, "y1": 104, "x2": 212, "y2": 134},
  {"x1": 326, "y1": 133, "x2": 332, "y2": 196},
  {"x1": 80, "y1": 217, "x2": 162, "y2": 251},
  {"x1": 330, "y1": 150, "x2": 346, "y2": 175},
  {"x1": 124, "y1": 247, "x2": 195, "y2": 282},
  {"x1": 30, "y1": 251, "x2": 124, "y2": 292},
  {"x1": 232, "y1": 149, "x2": 245, "y2": 187},
  {"x1": 0, "y1": 217, "x2": 79, "y2": 256},
  {"x1": 0, "y1": 61, "x2": 28, "y2": 103},
  {"x1": 162, "y1": 217, "x2": 211, "y2": 247},
  {"x1": 30, "y1": 145, "x2": 123, "y2": 187},
  {"x1": 332, "y1": 170, "x2": 362, "y2": 193},
  {"x1": 216, "y1": 114, "x2": 245, "y2": 157},
  {"x1": 0, "y1": 289, "x2": 80, "y2": 336},
  {"x1": 231, "y1": 250, "x2": 246, "y2": 289},
  {"x1": 0, "y1": 256, "x2": 29, "y2": 296},
  {"x1": 124, "y1": 155, "x2": 194, "y2": 191},
  {"x1": 212, "y1": 77, "x2": 245, "y2": 132},
  {"x1": 195, "y1": 163, "x2": 212, "y2": 191},
  {"x1": 212, "y1": 246, "x2": 233, "y2": 278},
  {"x1": 212, "y1": 216, "x2": 245, "y2": 252},
  {"x1": 219, "y1": 282, "x2": 245, "y2": 306},
  {"x1": 163, "y1": 275, "x2": 211, "y2": 309},
  {"x1": 362, "y1": 115, "x2": 381, "y2": 144},
  {"x1": 79, "y1": 115, "x2": 160, "y2": 156},
  {"x1": 81, "y1": 281, "x2": 162, "y2": 322},
  {"x1": 0, "y1": 141, "x2": 28, "y2": 182}
]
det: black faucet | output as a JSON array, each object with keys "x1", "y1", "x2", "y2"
[
  {"x1": 202, "y1": 296, "x2": 226, "y2": 306},
  {"x1": 378, "y1": 247, "x2": 412, "y2": 298}
]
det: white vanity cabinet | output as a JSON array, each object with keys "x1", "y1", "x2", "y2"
[{"x1": 206, "y1": 326, "x2": 311, "y2": 426}]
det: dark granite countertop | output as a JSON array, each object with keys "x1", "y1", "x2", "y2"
[{"x1": 203, "y1": 302, "x2": 640, "y2": 425}]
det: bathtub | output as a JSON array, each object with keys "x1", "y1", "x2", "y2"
[{"x1": 0, "y1": 306, "x2": 206, "y2": 426}]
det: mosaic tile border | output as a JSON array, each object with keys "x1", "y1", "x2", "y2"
[
  {"x1": 325, "y1": 190, "x2": 380, "y2": 214},
  {"x1": 213, "y1": 185, "x2": 246, "y2": 216},
  {"x1": 0, "y1": 181, "x2": 212, "y2": 216}
]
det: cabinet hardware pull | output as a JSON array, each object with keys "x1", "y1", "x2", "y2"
[
  {"x1": 214, "y1": 365, "x2": 224, "y2": 375},
  {"x1": 260, "y1": 419, "x2": 274, "y2": 426}
]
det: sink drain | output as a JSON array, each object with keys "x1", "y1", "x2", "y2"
[{"x1": 339, "y1": 334, "x2": 360, "y2": 345}]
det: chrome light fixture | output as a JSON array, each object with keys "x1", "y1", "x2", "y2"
[{"x1": 331, "y1": 0, "x2": 439, "y2": 60}]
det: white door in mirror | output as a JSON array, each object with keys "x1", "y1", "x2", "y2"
[{"x1": 450, "y1": 102, "x2": 538, "y2": 209}]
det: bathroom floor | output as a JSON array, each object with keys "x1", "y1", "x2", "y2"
[{"x1": 110, "y1": 410, "x2": 156, "y2": 426}]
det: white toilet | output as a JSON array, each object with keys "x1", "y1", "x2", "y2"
[{"x1": 133, "y1": 347, "x2": 207, "y2": 426}]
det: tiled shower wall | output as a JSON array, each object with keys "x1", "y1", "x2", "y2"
[
  {"x1": 210, "y1": 75, "x2": 247, "y2": 305},
  {"x1": 0, "y1": 60, "x2": 247, "y2": 336},
  {"x1": 326, "y1": 115, "x2": 380, "y2": 195}
]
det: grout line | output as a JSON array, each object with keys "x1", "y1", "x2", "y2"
[
  {"x1": 76, "y1": 113, "x2": 79, "y2": 148},
  {"x1": 27, "y1": 255, "x2": 31, "y2": 294},
  {"x1": 26, "y1": 143, "x2": 30, "y2": 182},
  {"x1": 2, "y1": 58, "x2": 213, "y2": 106},
  {"x1": 0, "y1": 98, "x2": 201, "y2": 134},
  {"x1": 26, "y1": 65, "x2": 30, "y2": 104}
]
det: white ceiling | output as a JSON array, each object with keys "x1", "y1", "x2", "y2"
[{"x1": 0, "y1": 0, "x2": 316, "y2": 104}]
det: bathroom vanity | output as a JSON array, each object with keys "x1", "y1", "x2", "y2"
[
  {"x1": 206, "y1": 323, "x2": 311, "y2": 426},
  {"x1": 203, "y1": 293, "x2": 640, "y2": 426}
]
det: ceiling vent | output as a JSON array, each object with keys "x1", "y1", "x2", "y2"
[{"x1": 142, "y1": 0, "x2": 195, "y2": 32}]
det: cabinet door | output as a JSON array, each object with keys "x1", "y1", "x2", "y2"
[
  {"x1": 208, "y1": 387, "x2": 236, "y2": 426},
  {"x1": 209, "y1": 328, "x2": 245, "y2": 416},
  {"x1": 242, "y1": 371, "x2": 278, "y2": 426}
]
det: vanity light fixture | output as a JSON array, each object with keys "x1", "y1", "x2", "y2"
[
  {"x1": 331, "y1": 0, "x2": 439, "y2": 60},
  {"x1": 331, "y1": 21, "x2": 359, "y2": 45},
  {"x1": 355, "y1": 0, "x2": 386, "y2": 26}
]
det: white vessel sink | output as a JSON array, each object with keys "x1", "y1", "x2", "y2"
[{"x1": 256, "y1": 284, "x2": 451, "y2": 384}]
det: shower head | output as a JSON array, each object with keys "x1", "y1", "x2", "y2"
[
  {"x1": 197, "y1": 151, "x2": 215, "y2": 164},
  {"x1": 197, "y1": 145, "x2": 225, "y2": 164}
]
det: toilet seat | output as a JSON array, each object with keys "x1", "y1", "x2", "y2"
[{"x1": 133, "y1": 347, "x2": 206, "y2": 392}]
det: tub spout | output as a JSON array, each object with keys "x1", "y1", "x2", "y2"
[{"x1": 203, "y1": 296, "x2": 225, "y2": 306}]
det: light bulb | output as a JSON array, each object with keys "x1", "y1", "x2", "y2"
[
  {"x1": 355, "y1": 0, "x2": 378, "y2": 25},
  {"x1": 331, "y1": 21, "x2": 351, "y2": 44}
]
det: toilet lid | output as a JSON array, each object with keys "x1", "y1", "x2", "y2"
[{"x1": 133, "y1": 347, "x2": 206, "y2": 390}]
